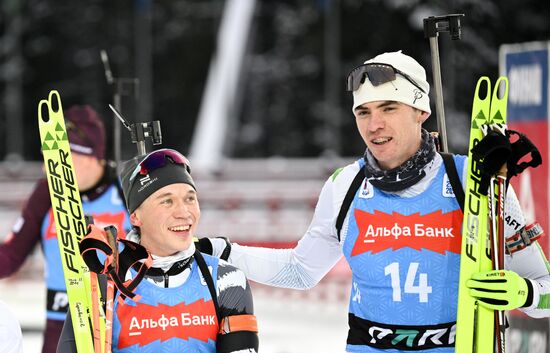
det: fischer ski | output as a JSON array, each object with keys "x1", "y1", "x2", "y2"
[
  {"x1": 38, "y1": 90, "x2": 103, "y2": 353},
  {"x1": 455, "y1": 77, "x2": 509, "y2": 353}
]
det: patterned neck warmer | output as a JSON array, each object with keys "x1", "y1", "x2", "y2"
[
  {"x1": 364, "y1": 129, "x2": 436, "y2": 192},
  {"x1": 127, "y1": 229, "x2": 195, "y2": 272}
]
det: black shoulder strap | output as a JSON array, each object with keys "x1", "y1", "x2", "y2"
[
  {"x1": 439, "y1": 152, "x2": 465, "y2": 213},
  {"x1": 193, "y1": 249, "x2": 221, "y2": 323},
  {"x1": 336, "y1": 166, "x2": 365, "y2": 242},
  {"x1": 335, "y1": 154, "x2": 465, "y2": 242}
]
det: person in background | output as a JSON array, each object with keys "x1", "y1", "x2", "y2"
[
  {"x1": 0, "y1": 105, "x2": 131, "y2": 353},
  {"x1": 206, "y1": 51, "x2": 550, "y2": 352},
  {"x1": 57, "y1": 148, "x2": 259, "y2": 353},
  {"x1": 0, "y1": 299, "x2": 23, "y2": 353}
]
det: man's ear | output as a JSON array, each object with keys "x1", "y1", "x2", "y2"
[
  {"x1": 130, "y1": 212, "x2": 142, "y2": 227},
  {"x1": 418, "y1": 110, "x2": 430, "y2": 124}
]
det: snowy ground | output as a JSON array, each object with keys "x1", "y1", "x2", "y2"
[{"x1": 0, "y1": 279, "x2": 350, "y2": 353}]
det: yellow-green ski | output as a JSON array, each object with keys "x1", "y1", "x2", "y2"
[
  {"x1": 455, "y1": 76, "x2": 492, "y2": 353},
  {"x1": 456, "y1": 77, "x2": 509, "y2": 353},
  {"x1": 38, "y1": 90, "x2": 104, "y2": 353},
  {"x1": 489, "y1": 77, "x2": 508, "y2": 126}
]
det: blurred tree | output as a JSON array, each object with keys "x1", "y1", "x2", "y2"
[
  {"x1": 1, "y1": 0, "x2": 549, "y2": 160},
  {"x1": 235, "y1": 0, "x2": 550, "y2": 157}
]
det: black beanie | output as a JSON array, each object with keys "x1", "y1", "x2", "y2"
[{"x1": 119, "y1": 152, "x2": 196, "y2": 213}]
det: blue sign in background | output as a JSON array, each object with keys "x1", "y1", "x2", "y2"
[
  {"x1": 501, "y1": 43, "x2": 550, "y2": 353},
  {"x1": 504, "y1": 49, "x2": 548, "y2": 122}
]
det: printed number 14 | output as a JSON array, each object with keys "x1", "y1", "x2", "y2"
[{"x1": 384, "y1": 262, "x2": 432, "y2": 303}]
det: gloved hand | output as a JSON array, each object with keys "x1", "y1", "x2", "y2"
[
  {"x1": 466, "y1": 270, "x2": 532, "y2": 310},
  {"x1": 194, "y1": 237, "x2": 232, "y2": 261}
]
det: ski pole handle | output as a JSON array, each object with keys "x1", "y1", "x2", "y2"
[{"x1": 423, "y1": 14, "x2": 465, "y2": 152}]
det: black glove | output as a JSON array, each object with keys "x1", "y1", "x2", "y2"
[{"x1": 470, "y1": 128, "x2": 511, "y2": 195}]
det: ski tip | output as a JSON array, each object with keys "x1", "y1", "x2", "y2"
[
  {"x1": 495, "y1": 76, "x2": 508, "y2": 85},
  {"x1": 38, "y1": 99, "x2": 50, "y2": 124},
  {"x1": 492, "y1": 76, "x2": 509, "y2": 101},
  {"x1": 474, "y1": 77, "x2": 492, "y2": 101},
  {"x1": 38, "y1": 90, "x2": 64, "y2": 125},
  {"x1": 46, "y1": 90, "x2": 62, "y2": 115}
]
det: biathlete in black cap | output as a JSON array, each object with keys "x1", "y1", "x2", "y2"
[{"x1": 56, "y1": 148, "x2": 259, "y2": 353}]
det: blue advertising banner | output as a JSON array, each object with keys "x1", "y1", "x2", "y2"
[{"x1": 504, "y1": 48, "x2": 548, "y2": 121}]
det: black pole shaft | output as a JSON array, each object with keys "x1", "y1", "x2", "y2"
[
  {"x1": 423, "y1": 14, "x2": 464, "y2": 153},
  {"x1": 428, "y1": 37, "x2": 449, "y2": 152}
]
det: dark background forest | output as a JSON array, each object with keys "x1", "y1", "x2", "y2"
[{"x1": 1, "y1": 0, "x2": 550, "y2": 162}]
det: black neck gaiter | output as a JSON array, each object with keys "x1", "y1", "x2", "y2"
[{"x1": 364, "y1": 129, "x2": 436, "y2": 192}]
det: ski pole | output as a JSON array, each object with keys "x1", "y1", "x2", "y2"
[
  {"x1": 486, "y1": 136, "x2": 507, "y2": 353},
  {"x1": 495, "y1": 168, "x2": 508, "y2": 353},
  {"x1": 488, "y1": 162, "x2": 507, "y2": 353},
  {"x1": 423, "y1": 14, "x2": 464, "y2": 152},
  {"x1": 103, "y1": 226, "x2": 118, "y2": 353}
]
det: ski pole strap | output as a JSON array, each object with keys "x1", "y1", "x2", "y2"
[
  {"x1": 506, "y1": 222, "x2": 544, "y2": 254},
  {"x1": 506, "y1": 129, "x2": 542, "y2": 179},
  {"x1": 471, "y1": 126, "x2": 512, "y2": 195},
  {"x1": 114, "y1": 238, "x2": 153, "y2": 300},
  {"x1": 79, "y1": 225, "x2": 153, "y2": 301},
  {"x1": 80, "y1": 224, "x2": 115, "y2": 273}
]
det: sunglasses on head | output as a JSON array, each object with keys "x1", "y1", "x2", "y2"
[
  {"x1": 346, "y1": 63, "x2": 426, "y2": 94},
  {"x1": 129, "y1": 148, "x2": 191, "y2": 184}
]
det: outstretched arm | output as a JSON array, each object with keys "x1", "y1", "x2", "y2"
[
  {"x1": 203, "y1": 164, "x2": 361, "y2": 289},
  {"x1": 227, "y1": 176, "x2": 346, "y2": 289}
]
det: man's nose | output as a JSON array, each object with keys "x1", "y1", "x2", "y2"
[
  {"x1": 173, "y1": 201, "x2": 190, "y2": 218},
  {"x1": 368, "y1": 112, "x2": 385, "y2": 131}
]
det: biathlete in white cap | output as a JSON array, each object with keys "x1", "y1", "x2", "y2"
[{"x1": 205, "y1": 51, "x2": 550, "y2": 352}]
